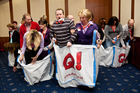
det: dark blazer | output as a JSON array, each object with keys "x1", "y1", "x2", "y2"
[{"x1": 9, "y1": 30, "x2": 20, "y2": 43}]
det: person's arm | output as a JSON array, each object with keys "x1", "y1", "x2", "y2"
[
  {"x1": 69, "y1": 20, "x2": 77, "y2": 43},
  {"x1": 36, "y1": 33, "x2": 44, "y2": 56},
  {"x1": 104, "y1": 25, "x2": 113, "y2": 41},
  {"x1": 36, "y1": 22, "x2": 40, "y2": 31},
  {"x1": 20, "y1": 26, "x2": 24, "y2": 48},
  {"x1": 118, "y1": 24, "x2": 123, "y2": 39},
  {"x1": 19, "y1": 32, "x2": 27, "y2": 62}
]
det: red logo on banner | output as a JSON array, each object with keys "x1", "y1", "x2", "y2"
[
  {"x1": 76, "y1": 52, "x2": 82, "y2": 70},
  {"x1": 63, "y1": 53, "x2": 74, "y2": 70},
  {"x1": 118, "y1": 53, "x2": 126, "y2": 63},
  {"x1": 63, "y1": 52, "x2": 82, "y2": 70}
]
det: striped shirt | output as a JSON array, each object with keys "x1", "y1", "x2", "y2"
[{"x1": 50, "y1": 18, "x2": 77, "y2": 47}]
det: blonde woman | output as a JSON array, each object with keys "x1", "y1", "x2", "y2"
[
  {"x1": 19, "y1": 30, "x2": 44, "y2": 64},
  {"x1": 76, "y1": 9, "x2": 99, "y2": 45}
]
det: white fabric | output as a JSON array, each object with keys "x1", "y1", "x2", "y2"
[
  {"x1": 8, "y1": 52, "x2": 15, "y2": 67},
  {"x1": 8, "y1": 52, "x2": 20, "y2": 68},
  {"x1": 18, "y1": 53, "x2": 54, "y2": 85},
  {"x1": 98, "y1": 45, "x2": 130, "y2": 67},
  {"x1": 54, "y1": 45, "x2": 99, "y2": 88}
]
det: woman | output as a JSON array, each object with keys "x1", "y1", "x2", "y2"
[
  {"x1": 104, "y1": 16, "x2": 123, "y2": 48},
  {"x1": 97, "y1": 18, "x2": 107, "y2": 47},
  {"x1": 19, "y1": 30, "x2": 44, "y2": 64},
  {"x1": 38, "y1": 15, "x2": 52, "y2": 59},
  {"x1": 75, "y1": 9, "x2": 100, "y2": 46}
]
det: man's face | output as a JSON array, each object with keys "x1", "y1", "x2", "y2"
[
  {"x1": 128, "y1": 21, "x2": 134, "y2": 29},
  {"x1": 13, "y1": 23, "x2": 17, "y2": 27},
  {"x1": 56, "y1": 10, "x2": 64, "y2": 20},
  {"x1": 25, "y1": 16, "x2": 32, "y2": 24}
]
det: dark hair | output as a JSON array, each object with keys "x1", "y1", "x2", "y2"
[
  {"x1": 38, "y1": 16, "x2": 50, "y2": 28},
  {"x1": 98, "y1": 18, "x2": 106, "y2": 27},
  {"x1": 107, "y1": 16, "x2": 119, "y2": 27},
  {"x1": 12, "y1": 21, "x2": 17, "y2": 25}
]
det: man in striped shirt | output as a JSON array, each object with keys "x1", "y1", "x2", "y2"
[{"x1": 50, "y1": 8, "x2": 77, "y2": 48}]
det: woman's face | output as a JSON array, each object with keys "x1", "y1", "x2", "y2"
[
  {"x1": 39, "y1": 24, "x2": 45, "y2": 29},
  {"x1": 80, "y1": 16, "x2": 88, "y2": 25},
  {"x1": 114, "y1": 21, "x2": 116, "y2": 25}
]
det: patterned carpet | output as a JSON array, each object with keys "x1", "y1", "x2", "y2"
[{"x1": 0, "y1": 51, "x2": 140, "y2": 93}]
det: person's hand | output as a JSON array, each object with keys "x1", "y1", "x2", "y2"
[
  {"x1": 67, "y1": 42, "x2": 72, "y2": 47},
  {"x1": 70, "y1": 29, "x2": 75, "y2": 34},
  {"x1": 13, "y1": 66, "x2": 17, "y2": 72},
  {"x1": 117, "y1": 35, "x2": 120, "y2": 40},
  {"x1": 52, "y1": 38, "x2": 57, "y2": 44},
  {"x1": 31, "y1": 56, "x2": 38, "y2": 64},
  {"x1": 52, "y1": 38, "x2": 56, "y2": 42},
  {"x1": 130, "y1": 36, "x2": 134, "y2": 40},
  {"x1": 19, "y1": 54, "x2": 24, "y2": 62},
  {"x1": 97, "y1": 44, "x2": 101, "y2": 48},
  {"x1": 122, "y1": 45, "x2": 126, "y2": 49},
  {"x1": 112, "y1": 40, "x2": 116, "y2": 44}
]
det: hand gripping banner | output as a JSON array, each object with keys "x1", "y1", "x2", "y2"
[{"x1": 54, "y1": 45, "x2": 99, "y2": 88}]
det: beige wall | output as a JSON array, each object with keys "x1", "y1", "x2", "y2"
[
  {"x1": 49, "y1": 0, "x2": 65, "y2": 24},
  {"x1": 68, "y1": 0, "x2": 85, "y2": 23},
  {"x1": 13, "y1": 0, "x2": 27, "y2": 26},
  {"x1": 112, "y1": 0, "x2": 119, "y2": 18},
  {"x1": 134, "y1": 0, "x2": 140, "y2": 37},
  {"x1": 0, "y1": 0, "x2": 10, "y2": 37},
  {"x1": 0, "y1": 0, "x2": 140, "y2": 37},
  {"x1": 120, "y1": 0, "x2": 131, "y2": 25},
  {"x1": 30, "y1": 0, "x2": 45, "y2": 22}
]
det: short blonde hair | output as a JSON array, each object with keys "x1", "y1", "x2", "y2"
[
  {"x1": 26, "y1": 30, "x2": 41, "y2": 51},
  {"x1": 78, "y1": 9, "x2": 92, "y2": 21}
]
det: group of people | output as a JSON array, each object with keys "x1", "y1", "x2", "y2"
[{"x1": 5, "y1": 8, "x2": 134, "y2": 73}]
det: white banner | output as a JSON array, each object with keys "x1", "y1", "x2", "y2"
[
  {"x1": 54, "y1": 45, "x2": 99, "y2": 88},
  {"x1": 98, "y1": 45, "x2": 130, "y2": 67},
  {"x1": 18, "y1": 53, "x2": 54, "y2": 85}
]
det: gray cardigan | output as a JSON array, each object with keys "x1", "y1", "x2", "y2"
[{"x1": 104, "y1": 23, "x2": 123, "y2": 41}]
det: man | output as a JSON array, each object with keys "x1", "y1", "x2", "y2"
[
  {"x1": 121, "y1": 19, "x2": 135, "y2": 48},
  {"x1": 50, "y1": 8, "x2": 77, "y2": 48},
  {"x1": 121, "y1": 19, "x2": 135, "y2": 63},
  {"x1": 20, "y1": 13, "x2": 40, "y2": 48}
]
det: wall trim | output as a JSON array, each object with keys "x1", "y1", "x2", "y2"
[
  {"x1": 9, "y1": 0, "x2": 13, "y2": 23},
  {"x1": 27, "y1": 0, "x2": 31, "y2": 14},
  {"x1": 119, "y1": 0, "x2": 121, "y2": 21},
  {"x1": 45, "y1": 0, "x2": 49, "y2": 23},
  {"x1": 131, "y1": 0, "x2": 135, "y2": 19},
  {"x1": 65, "y1": 0, "x2": 68, "y2": 17}
]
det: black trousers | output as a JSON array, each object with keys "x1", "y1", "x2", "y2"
[
  {"x1": 24, "y1": 49, "x2": 38, "y2": 65},
  {"x1": 14, "y1": 48, "x2": 19, "y2": 66}
]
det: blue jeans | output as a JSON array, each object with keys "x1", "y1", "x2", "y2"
[{"x1": 105, "y1": 39, "x2": 120, "y2": 48}]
